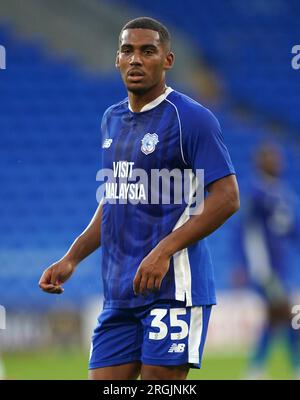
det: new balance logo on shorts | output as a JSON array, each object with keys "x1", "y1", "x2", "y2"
[{"x1": 168, "y1": 343, "x2": 185, "y2": 353}]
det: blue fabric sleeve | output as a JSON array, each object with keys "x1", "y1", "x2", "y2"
[{"x1": 181, "y1": 106, "x2": 235, "y2": 187}]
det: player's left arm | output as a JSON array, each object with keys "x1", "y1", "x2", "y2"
[{"x1": 133, "y1": 174, "x2": 239, "y2": 295}]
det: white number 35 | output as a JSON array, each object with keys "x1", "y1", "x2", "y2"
[{"x1": 149, "y1": 308, "x2": 189, "y2": 340}]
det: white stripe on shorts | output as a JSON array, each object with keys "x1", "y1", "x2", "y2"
[{"x1": 188, "y1": 306, "x2": 203, "y2": 364}]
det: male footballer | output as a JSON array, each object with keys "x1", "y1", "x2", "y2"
[{"x1": 39, "y1": 17, "x2": 240, "y2": 380}]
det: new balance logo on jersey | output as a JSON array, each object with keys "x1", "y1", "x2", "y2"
[
  {"x1": 168, "y1": 343, "x2": 185, "y2": 353},
  {"x1": 102, "y1": 138, "x2": 113, "y2": 148}
]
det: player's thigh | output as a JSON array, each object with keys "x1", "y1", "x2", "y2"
[
  {"x1": 140, "y1": 301, "x2": 212, "y2": 377},
  {"x1": 89, "y1": 307, "x2": 143, "y2": 373},
  {"x1": 89, "y1": 362, "x2": 141, "y2": 380},
  {"x1": 141, "y1": 363, "x2": 189, "y2": 380}
]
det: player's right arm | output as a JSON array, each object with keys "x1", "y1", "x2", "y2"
[{"x1": 38, "y1": 201, "x2": 103, "y2": 294}]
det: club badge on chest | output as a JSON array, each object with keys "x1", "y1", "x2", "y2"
[{"x1": 141, "y1": 133, "x2": 159, "y2": 155}]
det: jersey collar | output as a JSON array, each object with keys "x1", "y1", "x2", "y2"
[{"x1": 128, "y1": 86, "x2": 173, "y2": 113}]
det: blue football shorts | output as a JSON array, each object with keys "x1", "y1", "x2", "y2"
[{"x1": 89, "y1": 299, "x2": 212, "y2": 370}]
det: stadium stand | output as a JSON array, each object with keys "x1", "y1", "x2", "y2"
[
  {"x1": 0, "y1": 1, "x2": 300, "y2": 311},
  {"x1": 114, "y1": 0, "x2": 300, "y2": 129}
]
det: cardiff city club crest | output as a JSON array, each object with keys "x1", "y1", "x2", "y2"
[{"x1": 141, "y1": 133, "x2": 159, "y2": 155}]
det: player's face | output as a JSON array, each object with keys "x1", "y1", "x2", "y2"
[
  {"x1": 116, "y1": 29, "x2": 174, "y2": 94},
  {"x1": 257, "y1": 148, "x2": 284, "y2": 177}
]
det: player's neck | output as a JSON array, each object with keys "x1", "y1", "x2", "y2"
[
  {"x1": 261, "y1": 171, "x2": 280, "y2": 182},
  {"x1": 128, "y1": 82, "x2": 167, "y2": 113}
]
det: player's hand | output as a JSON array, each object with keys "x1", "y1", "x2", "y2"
[
  {"x1": 268, "y1": 299, "x2": 291, "y2": 326},
  {"x1": 133, "y1": 247, "x2": 171, "y2": 296},
  {"x1": 38, "y1": 259, "x2": 76, "y2": 294}
]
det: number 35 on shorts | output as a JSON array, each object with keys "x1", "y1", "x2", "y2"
[{"x1": 148, "y1": 308, "x2": 189, "y2": 341}]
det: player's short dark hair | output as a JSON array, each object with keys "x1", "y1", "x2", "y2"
[{"x1": 119, "y1": 17, "x2": 171, "y2": 50}]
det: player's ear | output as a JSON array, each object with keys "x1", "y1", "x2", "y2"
[
  {"x1": 164, "y1": 51, "x2": 174, "y2": 71},
  {"x1": 115, "y1": 51, "x2": 120, "y2": 69}
]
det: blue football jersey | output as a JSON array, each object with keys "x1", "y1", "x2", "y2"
[{"x1": 98, "y1": 87, "x2": 235, "y2": 308}]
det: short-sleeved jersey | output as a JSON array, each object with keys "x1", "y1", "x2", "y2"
[{"x1": 99, "y1": 87, "x2": 235, "y2": 308}]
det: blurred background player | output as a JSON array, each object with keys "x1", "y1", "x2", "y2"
[{"x1": 233, "y1": 143, "x2": 300, "y2": 379}]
